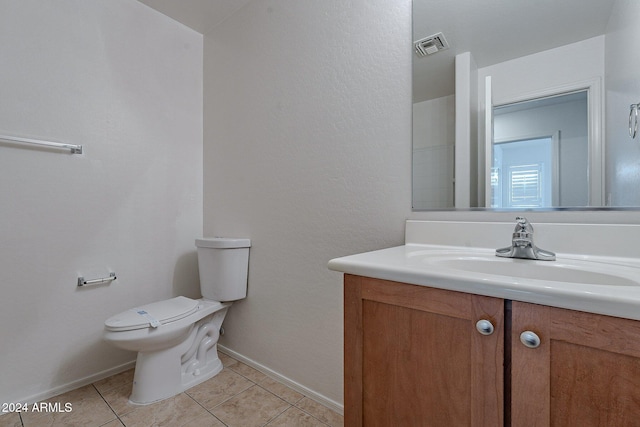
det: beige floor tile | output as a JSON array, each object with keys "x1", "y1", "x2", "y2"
[
  {"x1": 98, "y1": 382, "x2": 137, "y2": 417},
  {"x1": 93, "y1": 369, "x2": 134, "y2": 394},
  {"x1": 218, "y1": 352, "x2": 239, "y2": 368},
  {"x1": 0, "y1": 412, "x2": 22, "y2": 427},
  {"x1": 296, "y1": 398, "x2": 344, "y2": 427},
  {"x1": 42, "y1": 384, "x2": 98, "y2": 405},
  {"x1": 21, "y1": 385, "x2": 117, "y2": 427},
  {"x1": 258, "y1": 377, "x2": 304, "y2": 405},
  {"x1": 229, "y1": 362, "x2": 267, "y2": 383},
  {"x1": 184, "y1": 413, "x2": 226, "y2": 427},
  {"x1": 267, "y1": 406, "x2": 328, "y2": 426},
  {"x1": 15, "y1": 356, "x2": 343, "y2": 427},
  {"x1": 211, "y1": 385, "x2": 290, "y2": 427},
  {"x1": 119, "y1": 393, "x2": 214, "y2": 427},
  {"x1": 186, "y1": 368, "x2": 253, "y2": 410}
]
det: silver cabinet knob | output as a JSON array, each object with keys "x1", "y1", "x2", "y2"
[
  {"x1": 520, "y1": 331, "x2": 541, "y2": 348},
  {"x1": 476, "y1": 319, "x2": 495, "y2": 336}
]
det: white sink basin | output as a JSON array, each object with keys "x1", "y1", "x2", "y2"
[
  {"x1": 422, "y1": 253, "x2": 640, "y2": 287},
  {"x1": 328, "y1": 244, "x2": 640, "y2": 321}
]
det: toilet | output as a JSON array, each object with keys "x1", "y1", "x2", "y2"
[{"x1": 103, "y1": 237, "x2": 250, "y2": 405}]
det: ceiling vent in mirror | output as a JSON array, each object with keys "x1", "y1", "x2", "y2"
[{"x1": 414, "y1": 32, "x2": 449, "y2": 57}]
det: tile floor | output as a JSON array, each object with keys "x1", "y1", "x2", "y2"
[{"x1": 0, "y1": 352, "x2": 343, "y2": 427}]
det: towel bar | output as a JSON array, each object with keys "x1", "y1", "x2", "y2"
[{"x1": 0, "y1": 134, "x2": 83, "y2": 154}]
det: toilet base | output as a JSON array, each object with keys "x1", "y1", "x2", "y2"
[{"x1": 128, "y1": 306, "x2": 229, "y2": 405}]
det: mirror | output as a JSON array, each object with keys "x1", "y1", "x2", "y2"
[{"x1": 412, "y1": 0, "x2": 640, "y2": 210}]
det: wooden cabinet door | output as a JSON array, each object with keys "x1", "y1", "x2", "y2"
[
  {"x1": 511, "y1": 301, "x2": 640, "y2": 427},
  {"x1": 344, "y1": 275, "x2": 504, "y2": 427}
]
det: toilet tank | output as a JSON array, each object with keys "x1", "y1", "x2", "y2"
[{"x1": 195, "y1": 238, "x2": 251, "y2": 301}]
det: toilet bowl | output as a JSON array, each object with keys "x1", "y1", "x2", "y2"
[{"x1": 103, "y1": 238, "x2": 250, "y2": 405}]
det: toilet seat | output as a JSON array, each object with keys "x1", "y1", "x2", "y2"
[{"x1": 105, "y1": 296, "x2": 199, "y2": 332}]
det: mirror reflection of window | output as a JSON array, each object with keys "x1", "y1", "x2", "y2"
[{"x1": 491, "y1": 137, "x2": 554, "y2": 208}]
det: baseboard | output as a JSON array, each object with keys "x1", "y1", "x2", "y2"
[
  {"x1": 218, "y1": 345, "x2": 344, "y2": 415},
  {"x1": 18, "y1": 360, "x2": 136, "y2": 405}
]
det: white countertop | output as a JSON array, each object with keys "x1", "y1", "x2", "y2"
[{"x1": 328, "y1": 243, "x2": 640, "y2": 321}]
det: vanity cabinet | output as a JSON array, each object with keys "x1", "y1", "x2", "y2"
[
  {"x1": 344, "y1": 275, "x2": 504, "y2": 426},
  {"x1": 511, "y1": 301, "x2": 640, "y2": 426},
  {"x1": 345, "y1": 275, "x2": 640, "y2": 426}
]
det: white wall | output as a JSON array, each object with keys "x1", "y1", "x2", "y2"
[
  {"x1": 203, "y1": 0, "x2": 412, "y2": 407},
  {"x1": 478, "y1": 36, "x2": 605, "y2": 105},
  {"x1": 605, "y1": 0, "x2": 640, "y2": 206},
  {"x1": 413, "y1": 95, "x2": 455, "y2": 209},
  {"x1": 413, "y1": 96, "x2": 455, "y2": 150},
  {"x1": 0, "y1": 0, "x2": 203, "y2": 403}
]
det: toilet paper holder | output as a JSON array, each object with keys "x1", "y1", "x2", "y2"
[{"x1": 77, "y1": 272, "x2": 117, "y2": 287}]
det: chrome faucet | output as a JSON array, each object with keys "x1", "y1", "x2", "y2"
[{"x1": 496, "y1": 217, "x2": 556, "y2": 261}]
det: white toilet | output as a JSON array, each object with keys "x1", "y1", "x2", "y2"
[{"x1": 103, "y1": 237, "x2": 250, "y2": 405}]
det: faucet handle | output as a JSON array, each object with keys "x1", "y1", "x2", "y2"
[{"x1": 515, "y1": 216, "x2": 533, "y2": 233}]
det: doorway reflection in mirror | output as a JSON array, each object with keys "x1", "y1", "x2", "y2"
[{"x1": 491, "y1": 91, "x2": 588, "y2": 208}]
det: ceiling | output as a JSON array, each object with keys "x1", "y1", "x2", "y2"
[
  {"x1": 137, "y1": 0, "x2": 252, "y2": 34},
  {"x1": 137, "y1": 0, "x2": 617, "y2": 103}
]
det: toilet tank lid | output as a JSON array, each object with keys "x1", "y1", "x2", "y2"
[{"x1": 196, "y1": 238, "x2": 251, "y2": 248}]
